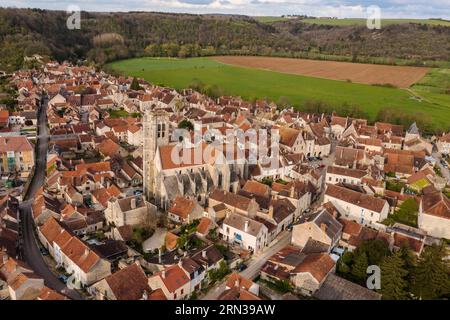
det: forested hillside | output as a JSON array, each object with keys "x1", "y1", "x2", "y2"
[{"x1": 0, "y1": 8, "x2": 449, "y2": 71}]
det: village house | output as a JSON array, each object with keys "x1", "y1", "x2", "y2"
[
  {"x1": 326, "y1": 165, "x2": 368, "y2": 186},
  {"x1": 0, "y1": 256, "x2": 45, "y2": 300},
  {"x1": 220, "y1": 212, "x2": 269, "y2": 253},
  {"x1": 418, "y1": 191, "x2": 450, "y2": 239},
  {"x1": 148, "y1": 264, "x2": 191, "y2": 300},
  {"x1": 105, "y1": 195, "x2": 151, "y2": 227},
  {"x1": 260, "y1": 245, "x2": 335, "y2": 296},
  {"x1": 167, "y1": 196, "x2": 203, "y2": 225},
  {"x1": 436, "y1": 132, "x2": 450, "y2": 155},
  {"x1": 0, "y1": 136, "x2": 35, "y2": 175},
  {"x1": 89, "y1": 262, "x2": 165, "y2": 300},
  {"x1": 324, "y1": 184, "x2": 389, "y2": 227},
  {"x1": 60, "y1": 236, "x2": 111, "y2": 287},
  {"x1": 291, "y1": 209, "x2": 342, "y2": 252}
]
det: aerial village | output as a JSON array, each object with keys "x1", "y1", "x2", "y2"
[{"x1": 0, "y1": 60, "x2": 449, "y2": 300}]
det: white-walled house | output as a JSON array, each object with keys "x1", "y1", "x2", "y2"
[
  {"x1": 220, "y1": 212, "x2": 269, "y2": 253},
  {"x1": 325, "y1": 166, "x2": 368, "y2": 186},
  {"x1": 59, "y1": 237, "x2": 111, "y2": 287},
  {"x1": 418, "y1": 191, "x2": 450, "y2": 239},
  {"x1": 148, "y1": 264, "x2": 191, "y2": 300},
  {"x1": 436, "y1": 133, "x2": 450, "y2": 155},
  {"x1": 324, "y1": 184, "x2": 389, "y2": 227}
]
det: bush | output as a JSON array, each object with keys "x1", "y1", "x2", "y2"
[{"x1": 208, "y1": 261, "x2": 230, "y2": 284}]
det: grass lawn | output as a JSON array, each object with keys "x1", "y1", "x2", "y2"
[
  {"x1": 107, "y1": 57, "x2": 450, "y2": 130},
  {"x1": 383, "y1": 198, "x2": 419, "y2": 227},
  {"x1": 410, "y1": 68, "x2": 450, "y2": 107},
  {"x1": 297, "y1": 18, "x2": 450, "y2": 27}
]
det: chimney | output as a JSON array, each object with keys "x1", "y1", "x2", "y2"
[
  {"x1": 162, "y1": 270, "x2": 166, "y2": 279},
  {"x1": 202, "y1": 250, "x2": 207, "y2": 259},
  {"x1": 235, "y1": 278, "x2": 240, "y2": 288},
  {"x1": 178, "y1": 259, "x2": 183, "y2": 268},
  {"x1": 131, "y1": 197, "x2": 136, "y2": 209},
  {"x1": 1, "y1": 247, "x2": 8, "y2": 264},
  {"x1": 320, "y1": 223, "x2": 327, "y2": 233},
  {"x1": 268, "y1": 205, "x2": 274, "y2": 220},
  {"x1": 244, "y1": 220, "x2": 249, "y2": 233},
  {"x1": 158, "y1": 248, "x2": 162, "y2": 264},
  {"x1": 290, "y1": 186, "x2": 295, "y2": 198}
]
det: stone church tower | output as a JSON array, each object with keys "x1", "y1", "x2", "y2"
[{"x1": 143, "y1": 108, "x2": 169, "y2": 201}]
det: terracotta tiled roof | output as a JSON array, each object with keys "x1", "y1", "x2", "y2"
[
  {"x1": 393, "y1": 233, "x2": 424, "y2": 253},
  {"x1": 105, "y1": 263, "x2": 151, "y2": 300},
  {"x1": 325, "y1": 184, "x2": 388, "y2": 213},
  {"x1": 0, "y1": 136, "x2": 33, "y2": 153},
  {"x1": 327, "y1": 166, "x2": 367, "y2": 179},
  {"x1": 421, "y1": 192, "x2": 450, "y2": 219},
  {"x1": 60, "y1": 237, "x2": 101, "y2": 273},
  {"x1": 168, "y1": 197, "x2": 197, "y2": 220},
  {"x1": 339, "y1": 218, "x2": 362, "y2": 237},
  {"x1": 242, "y1": 180, "x2": 270, "y2": 197},
  {"x1": 210, "y1": 189, "x2": 252, "y2": 212},
  {"x1": 158, "y1": 143, "x2": 219, "y2": 170},
  {"x1": 292, "y1": 253, "x2": 335, "y2": 282},
  {"x1": 153, "y1": 265, "x2": 189, "y2": 293},
  {"x1": 279, "y1": 127, "x2": 300, "y2": 147},
  {"x1": 196, "y1": 217, "x2": 213, "y2": 236},
  {"x1": 165, "y1": 232, "x2": 179, "y2": 251}
]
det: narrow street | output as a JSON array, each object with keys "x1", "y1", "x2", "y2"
[
  {"x1": 18, "y1": 97, "x2": 82, "y2": 300},
  {"x1": 201, "y1": 231, "x2": 291, "y2": 300},
  {"x1": 432, "y1": 151, "x2": 450, "y2": 182}
]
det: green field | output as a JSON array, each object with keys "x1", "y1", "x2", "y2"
[
  {"x1": 255, "y1": 17, "x2": 450, "y2": 27},
  {"x1": 107, "y1": 57, "x2": 450, "y2": 130}
]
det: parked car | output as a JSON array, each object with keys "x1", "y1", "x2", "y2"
[
  {"x1": 40, "y1": 248, "x2": 49, "y2": 256},
  {"x1": 58, "y1": 275, "x2": 68, "y2": 284},
  {"x1": 238, "y1": 263, "x2": 248, "y2": 272}
]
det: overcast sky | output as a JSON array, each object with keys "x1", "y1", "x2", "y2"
[{"x1": 2, "y1": 0, "x2": 449, "y2": 19}]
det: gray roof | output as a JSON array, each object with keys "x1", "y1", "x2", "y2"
[
  {"x1": 314, "y1": 274, "x2": 381, "y2": 300},
  {"x1": 310, "y1": 209, "x2": 343, "y2": 242},
  {"x1": 163, "y1": 176, "x2": 181, "y2": 201},
  {"x1": 223, "y1": 212, "x2": 264, "y2": 237},
  {"x1": 407, "y1": 122, "x2": 419, "y2": 135}
]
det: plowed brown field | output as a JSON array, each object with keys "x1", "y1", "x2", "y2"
[{"x1": 211, "y1": 56, "x2": 430, "y2": 88}]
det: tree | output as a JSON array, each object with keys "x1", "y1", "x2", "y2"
[
  {"x1": 178, "y1": 119, "x2": 194, "y2": 131},
  {"x1": 357, "y1": 239, "x2": 390, "y2": 266},
  {"x1": 145, "y1": 44, "x2": 161, "y2": 57},
  {"x1": 380, "y1": 252, "x2": 409, "y2": 300},
  {"x1": 130, "y1": 77, "x2": 142, "y2": 91},
  {"x1": 412, "y1": 244, "x2": 450, "y2": 299},
  {"x1": 277, "y1": 96, "x2": 291, "y2": 110},
  {"x1": 351, "y1": 252, "x2": 368, "y2": 283},
  {"x1": 208, "y1": 260, "x2": 230, "y2": 283}
]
